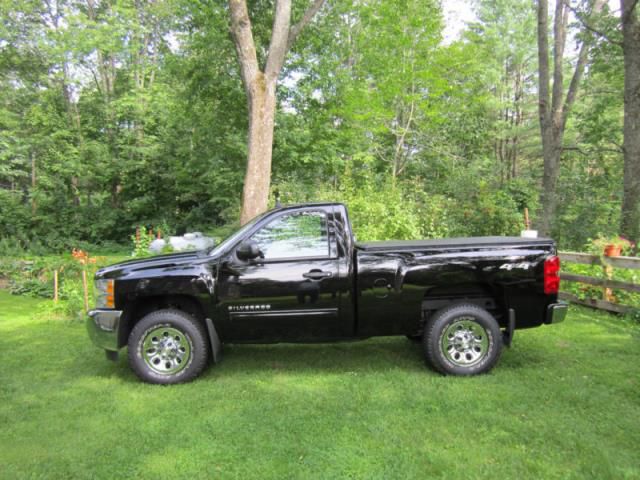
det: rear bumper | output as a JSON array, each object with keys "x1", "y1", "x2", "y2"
[
  {"x1": 87, "y1": 309, "x2": 122, "y2": 352},
  {"x1": 546, "y1": 302, "x2": 568, "y2": 324}
]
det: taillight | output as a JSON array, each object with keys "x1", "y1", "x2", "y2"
[{"x1": 544, "y1": 255, "x2": 560, "y2": 294}]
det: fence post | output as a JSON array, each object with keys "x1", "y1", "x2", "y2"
[
  {"x1": 603, "y1": 260, "x2": 614, "y2": 302},
  {"x1": 81, "y1": 267, "x2": 89, "y2": 312}
]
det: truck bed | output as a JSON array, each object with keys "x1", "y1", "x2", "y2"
[{"x1": 356, "y1": 236, "x2": 554, "y2": 252}]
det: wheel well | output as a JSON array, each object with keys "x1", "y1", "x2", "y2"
[
  {"x1": 416, "y1": 293, "x2": 504, "y2": 337},
  {"x1": 118, "y1": 295, "x2": 206, "y2": 349}
]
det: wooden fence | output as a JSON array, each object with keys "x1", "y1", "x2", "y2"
[{"x1": 559, "y1": 252, "x2": 640, "y2": 314}]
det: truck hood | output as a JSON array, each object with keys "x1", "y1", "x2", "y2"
[{"x1": 95, "y1": 250, "x2": 218, "y2": 280}]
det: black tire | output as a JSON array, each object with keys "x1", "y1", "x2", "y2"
[
  {"x1": 423, "y1": 304, "x2": 502, "y2": 376},
  {"x1": 128, "y1": 309, "x2": 209, "y2": 384}
]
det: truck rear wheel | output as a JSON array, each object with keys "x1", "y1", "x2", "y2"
[
  {"x1": 128, "y1": 309, "x2": 209, "y2": 384},
  {"x1": 423, "y1": 304, "x2": 502, "y2": 376}
]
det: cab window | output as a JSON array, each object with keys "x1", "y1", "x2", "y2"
[{"x1": 251, "y1": 211, "x2": 329, "y2": 260}]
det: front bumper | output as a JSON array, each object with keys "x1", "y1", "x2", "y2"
[
  {"x1": 546, "y1": 302, "x2": 568, "y2": 324},
  {"x1": 87, "y1": 309, "x2": 123, "y2": 351}
]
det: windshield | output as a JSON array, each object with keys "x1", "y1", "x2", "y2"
[{"x1": 208, "y1": 210, "x2": 272, "y2": 256}]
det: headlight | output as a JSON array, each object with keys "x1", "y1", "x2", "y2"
[{"x1": 95, "y1": 279, "x2": 115, "y2": 309}]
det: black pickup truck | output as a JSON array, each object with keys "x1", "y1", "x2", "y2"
[{"x1": 87, "y1": 202, "x2": 567, "y2": 384}]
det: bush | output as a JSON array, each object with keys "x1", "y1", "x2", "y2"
[
  {"x1": 39, "y1": 279, "x2": 88, "y2": 321},
  {"x1": 274, "y1": 161, "x2": 452, "y2": 241},
  {"x1": 0, "y1": 256, "x2": 85, "y2": 298},
  {"x1": 273, "y1": 157, "x2": 529, "y2": 241},
  {"x1": 0, "y1": 253, "x2": 124, "y2": 321}
]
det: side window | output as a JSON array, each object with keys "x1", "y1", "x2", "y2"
[{"x1": 251, "y1": 211, "x2": 329, "y2": 260}]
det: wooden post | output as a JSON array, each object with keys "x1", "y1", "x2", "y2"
[
  {"x1": 603, "y1": 260, "x2": 614, "y2": 302},
  {"x1": 524, "y1": 208, "x2": 530, "y2": 229},
  {"x1": 53, "y1": 269, "x2": 59, "y2": 303},
  {"x1": 81, "y1": 267, "x2": 89, "y2": 312}
]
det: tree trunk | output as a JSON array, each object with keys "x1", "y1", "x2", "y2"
[
  {"x1": 240, "y1": 76, "x2": 278, "y2": 224},
  {"x1": 71, "y1": 176, "x2": 80, "y2": 207},
  {"x1": 31, "y1": 152, "x2": 37, "y2": 215},
  {"x1": 539, "y1": 133, "x2": 562, "y2": 235},
  {"x1": 537, "y1": 0, "x2": 553, "y2": 235},
  {"x1": 621, "y1": 0, "x2": 640, "y2": 242},
  {"x1": 229, "y1": 0, "x2": 327, "y2": 224},
  {"x1": 536, "y1": 0, "x2": 603, "y2": 236}
]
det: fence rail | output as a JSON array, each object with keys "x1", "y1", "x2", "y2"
[
  {"x1": 559, "y1": 251, "x2": 640, "y2": 270},
  {"x1": 559, "y1": 251, "x2": 639, "y2": 314}
]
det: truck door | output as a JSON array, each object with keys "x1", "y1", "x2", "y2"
[{"x1": 217, "y1": 207, "x2": 352, "y2": 341}]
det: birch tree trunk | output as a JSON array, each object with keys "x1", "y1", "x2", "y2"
[
  {"x1": 229, "y1": 0, "x2": 326, "y2": 225},
  {"x1": 621, "y1": 0, "x2": 640, "y2": 242}
]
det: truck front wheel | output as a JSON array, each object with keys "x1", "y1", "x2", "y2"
[
  {"x1": 423, "y1": 304, "x2": 502, "y2": 376},
  {"x1": 128, "y1": 309, "x2": 210, "y2": 384}
]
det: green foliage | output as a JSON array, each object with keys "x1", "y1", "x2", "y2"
[
  {"x1": 161, "y1": 243, "x2": 175, "y2": 254},
  {"x1": 590, "y1": 236, "x2": 636, "y2": 255},
  {"x1": 0, "y1": 0, "x2": 628, "y2": 254},
  {"x1": 39, "y1": 279, "x2": 88, "y2": 322},
  {"x1": 131, "y1": 226, "x2": 155, "y2": 258},
  {"x1": 561, "y1": 237, "x2": 639, "y2": 309},
  {"x1": 562, "y1": 261, "x2": 640, "y2": 309},
  {"x1": 275, "y1": 158, "x2": 451, "y2": 241},
  {"x1": 0, "y1": 191, "x2": 30, "y2": 241},
  {"x1": 9, "y1": 278, "x2": 54, "y2": 298},
  {"x1": 438, "y1": 172, "x2": 527, "y2": 237},
  {"x1": 0, "y1": 253, "x2": 126, "y2": 320},
  {"x1": 1, "y1": 258, "x2": 54, "y2": 298}
]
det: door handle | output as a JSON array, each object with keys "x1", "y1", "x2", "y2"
[{"x1": 303, "y1": 270, "x2": 333, "y2": 280}]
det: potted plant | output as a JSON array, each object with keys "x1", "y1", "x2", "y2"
[{"x1": 592, "y1": 236, "x2": 634, "y2": 257}]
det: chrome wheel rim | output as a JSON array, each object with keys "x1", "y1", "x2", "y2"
[
  {"x1": 440, "y1": 317, "x2": 490, "y2": 367},
  {"x1": 141, "y1": 326, "x2": 192, "y2": 375}
]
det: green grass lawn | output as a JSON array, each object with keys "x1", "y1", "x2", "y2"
[{"x1": 0, "y1": 291, "x2": 639, "y2": 479}]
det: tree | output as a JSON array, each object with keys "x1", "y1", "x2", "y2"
[
  {"x1": 228, "y1": 0, "x2": 327, "y2": 224},
  {"x1": 468, "y1": 0, "x2": 538, "y2": 184},
  {"x1": 620, "y1": 0, "x2": 640, "y2": 242},
  {"x1": 536, "y1": 0, "x2": 604, "y2": 236},
  {"x1": 563, "y1": 0, "x2": 639, "y2": 242}
]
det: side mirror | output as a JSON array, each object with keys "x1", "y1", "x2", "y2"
[{"x1": 236, "y1": 240, "x2": 262, "y2": 261}]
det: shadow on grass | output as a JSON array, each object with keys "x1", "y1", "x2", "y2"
[
  {"x1": 86, "y1": 335, "x2": 551, "y2": 384},
  {"x1": 81, "y1": 337, "x2": 431, "y2": 382}
]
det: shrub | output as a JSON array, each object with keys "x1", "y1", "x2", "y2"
[
  {"x1": 131, "y1": 226, "x2": 155, "y2": 258},
  {"x1": 272, "y1": 158, "x2": 529, "y2": 241}
]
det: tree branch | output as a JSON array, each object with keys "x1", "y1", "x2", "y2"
[
  {"x1": 562, "y1": 0, "x2": 606, "y2": 128},
  {"x1": 287, "y1": 0, "x2": 327, "y2": 50},
  {"x1": 229, "y1": 0, "x2": 260, "y2": 92},
  {"x1": 561, "y1": 39, "x2": 589, "y2": 129},
  {"x1": 265, "y1": 0, "x2": 292, "y2": 79},
  {"x1": 551, "y1": 0, "x2": 569, "y2": 121},
  {"x1": 565, "y1": 1, "x2": 623, "y2": 47},
  {"x1": 392, "y1": 98, "x2": 415, "y2": 177},
  {"x1": 562, "y1": 145, "x2": 624, "y2": 155},
  {"x1": 537, "y1": 0, "x2": 551, "y2": 127},
  {"x1": 621, "y1": 0, "x2": 638, "y2": 26}
]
